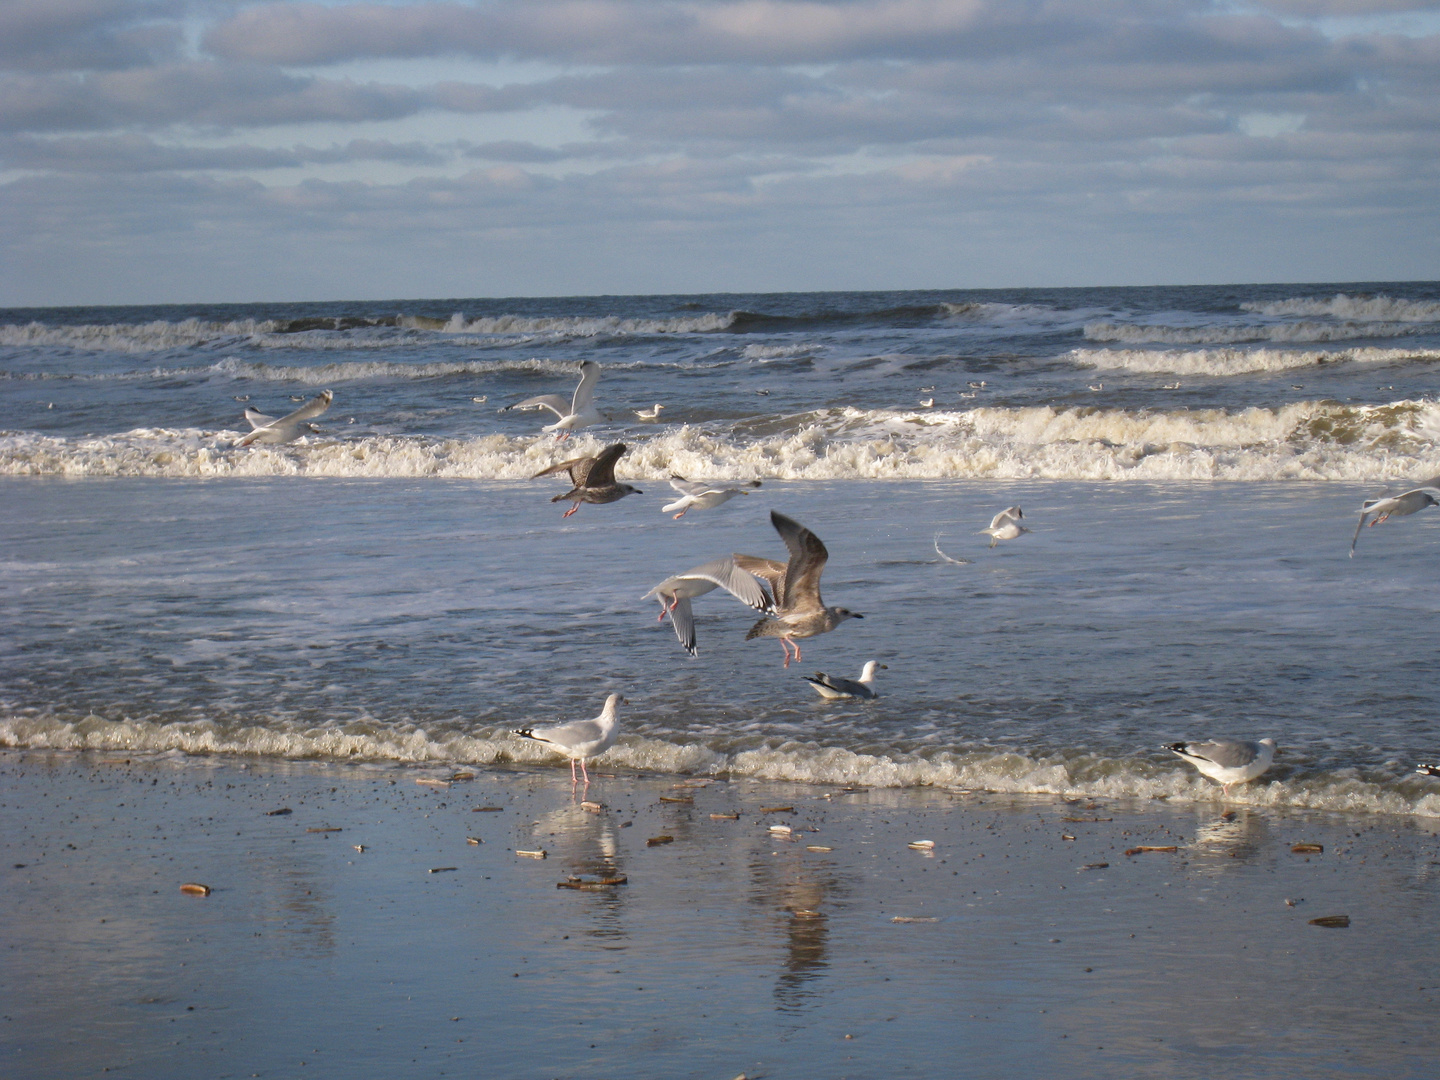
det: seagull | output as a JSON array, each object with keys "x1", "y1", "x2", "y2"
[
  {"x1": 1417, "y1": 763, "x2": 1440, "y2": 777},
  {"x1": 236, "y1": 390, "x2": 333, "y2": 447},
  {"x1": 512, "y1": 694, "x2": 624, "y2": 785},
  {"x1": 635, "y1": 404, "x2": 665, "y2": 421},
  {"x1": 980, "y1": 507, "x2": 1029, "y2": 548},
  {"x1": 642, "y1": 556, "x2": 772, "y2": 656},
  {"x1": 805, "y1": 661, "x2": 887, "y2": 700},
  {"x1": 1167, "y1": 738, "x2": 1277, "y2": 795},
  {"x1": 662, "y1": 477, "x2": 762, "y2": 519},
  {"x1": 504, "y1": 360, "x2": 602, "y2": 439},
  {"x1": 532, "y1": 442, "x2": 642, "y2": 518},
  {"x1": 918, "y1": 398, "x2": 935, "y2": 408},
  {"x1": 736, "y1": 511, "x2": 862, "y2": 668},
  {"x1": 1349, "y1": 475, "x2": 1440, "y2": 556}
]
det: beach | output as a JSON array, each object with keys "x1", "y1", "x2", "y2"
[
  {"x1": 4, "y1": 749, "x2": 1439, "y2": 1079},
  {"x1": 5, "y1": 284, "x2": 1440, "y2": 1076}
]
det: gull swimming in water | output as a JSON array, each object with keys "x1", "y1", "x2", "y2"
[
  {"x1": 642, "y1": 556, "x2": 772, "y2": 656},
  {"x1": 736, "y1": 511, "x2": 862, "y2": 668},
  {"x1": 1167, "y1": 738, "x2": 1277, "y2": 795},
  {"x1": 635, "y1": 404, "x2": 665, "y2": 421},
  {"x1": 1349, "y1": 475, "x2": 1440, "y2": 556},
  {"x1": 236, "y1": 390, "x2": 333, "y2": 447},
  {"x1": 662, "y1": 477, "x2": 762, "y2": 519},
  {"x1": 980, "y1": 507, "x2": 1029, "y2": 548},
  {"x1": 504, "y1": 360, "x2": 602, "y2": 439},
  {"x1": 805, "y1": 661, "x2": 887, "y2": 700},
  {"x1": 512, "y1": 694, "x2": 624, "y2": 785},
  {"x1": 532, "y1": 442, "x2": 642, "y2": 518}
]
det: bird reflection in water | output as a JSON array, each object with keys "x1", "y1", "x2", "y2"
[
  {"x1": 528, "y1": 796, "x2": 628, "y2": 939},
  {"x1": 1189, "y1": 808, "x2": 1267, "y2": 870},
  {"x1": 757, "y1": 846, "x2": 839, "y2": 1012}
]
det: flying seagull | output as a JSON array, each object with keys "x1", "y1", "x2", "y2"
[
  {"x1": 980, "y1": 506, "x2": 1029, "y2": 548},
  {"x1": 236, "y1": 390, "x2": 333, "y2": 447},
  {"x1": 805, "y1": 661, "x2": 887, "y2": 700},
  {"x1": 662, "y1": 477, "x2": 762, "y2": 519},
  {"x1": 1350, "y1": 475, "x2": 1440, "y2": 556},
  {"x1": 504, "y1": 360, "x2": 602, "y2": 439},
  {"x1": 512, "y1": 694, "x2": 624, "y2": 785},
  {"x1": 736, "y1": 511, "x2": 862, "y2": 668},
  {"x1": 642, "y1": 556, "x2": 772, "y2": 656},
  {"x1": 1167, "y1": 738, "x2": 1276, "y2": 795},
  {"x1": 532, "y1": 442, "x2": 642, "y2": 518}
]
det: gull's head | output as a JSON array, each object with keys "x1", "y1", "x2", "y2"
[
  {"x1": 831, "y1": 608, "x2": 862, "y2": 624},
  {"x1": 620, "y1": 483, "x2": 643, "y2": 496},
  {"x1": 602, "y1": 693, "x2": 626, "y2": 712},
  {"x1": 860, "y1": 661, "x2": 887, "y2": 679}
]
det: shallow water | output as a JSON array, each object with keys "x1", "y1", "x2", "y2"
[
  {"x1": 5, "y1": 283, "x2": 1440, "y2": 814},
  {"x1": 4, "y1": 474, "x2": 1438, "y2": 815}
]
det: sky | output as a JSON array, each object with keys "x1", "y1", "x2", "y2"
[{"x1": 2, "y1": 0, "x2": 1439, "y2": 306}]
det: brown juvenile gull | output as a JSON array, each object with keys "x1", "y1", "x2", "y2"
[
  {"x1": 1167, "y1": 738, "x2": 1276, "y2": 795},
  {"x1": 736, "y1": 510, "x2": 862, "y2": 668},
  {"x1": 532, "y1": 442, "x2": 642, "y2": 518},
  {"x1": 642, "y1": 556, "x2": 772, "y2": 656},
  {"x1": 503, "y1": 360, "x2": 602, "y2": 439},
  {"x1": 236, "y1": 390, "x2": 333, "y2": 446},
  {"x1": 1350, "y1": 475, "x2": 1440, "y2": 557},
  {"x1": 512, "y1": 694, "x2": 624, "y2": 785},
  {"x1": 980, "y1": 506, "x2": 1029, "y2": 548},
  {"x1": 805, "y1": 661, "x2": 887, "y2": 700},
  {"x1": 662, "y1": 476, "x2": 762, "y2": 519}
]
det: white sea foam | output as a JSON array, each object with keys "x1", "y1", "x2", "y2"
[
  {"x1": 5, "y1": 713, "x2": 1438, "y2": 818},
  {"x1": 1072, "y1": 344, "x2": 1440, "y2": 376},
  {"x1": 741, "y1": 343, "x2": 824, "y2": 360},
  {"x1": 1242, "y1": 294, "x2": 1440, "y2": 322},
  {"x1": 444, "y1": 312, "x2": 734, "y2": 336},
  {"x1": 1083, "y1": 321, "x2": 1429, "y2": 346},
  {"x1": 5, "y1": 400, "x2": 1438, "y2": 482}
]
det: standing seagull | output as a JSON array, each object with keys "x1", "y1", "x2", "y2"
[
  {"x1": 512, "y1": 694, "x2": 624, "y2": 785},
  {"x1": 1350, "y1": 475, "x2": 1440, "y2": 556},
  {"x1": 533, "y1": 442, "x2": 642, "y2": 518},
  {"x1": 662, "y1": 477, "x2": 762, "y2": 519},
  {"x1": 1167, "y1": 738, "x2": 1277, "y2": 795},
  {"x1": 504, "y1": 360, "x2": 602, "y2": 439},
  {"x1": 737, "y1": 511, "x2": 863, "y2": 668},
  {"x1": 642, "y1": 556, "x2": 772, "y2": 656},
  {"x1": 805, "y1": 661, "x2": 887, "y2": 700},
  {"x1": 980, "y1": 506, "x2": 1029, "y2": 548},
  {"x1": 236, "y1": 390, "x2": 333, "y2": 447}
]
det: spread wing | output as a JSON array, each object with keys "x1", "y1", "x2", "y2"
[
  {"x1": 508, "y1": 394, "x2": 570, "y2": 419},
  {"x1": 769, "y1": 511, "x2": 828, "y2": 614},
  {"x1": 584, "y1": 443, "x2": 627, "y2": 488},
  {"x1": 732, "y1": 554, "x2": 787, "y2": 608},
  {"x1": 532, "y1": 453, "x2": 594, "y2": 484},
  {"x1": 244, "y1": 408, "x2": 278, "y2": 429},
  {"x1": 668, "y1": 476, "x2": 709, "y2": 497},
  {"x1": 669, "y1": 596, "x2": 697, "y2": 656},
  {"x1": 677, "y1": 556, "x2": 772, "y2": 612},
  {"x1": 571, "y1": 361, "x2": 601, "y2": 413},
  {"x1": 989, "y1": 507, "x2": 1023, "y2": 530},
  {"x1": 278, "y1": 391, "x2": 333, "y2": 425}
]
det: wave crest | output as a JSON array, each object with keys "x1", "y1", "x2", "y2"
[
  {"x1": 1241, "y1": 294, "x2": 1440, "y2": 322},
  {"x1": 5, "y1": 400, "x2": 1438, "y2": 482},
  {"x1": 5, "y1": 713, "x2": 1438, "y2": 818},
  {"x1": 1072, "y1": 344, "x2": 1440, "y2": 375}
]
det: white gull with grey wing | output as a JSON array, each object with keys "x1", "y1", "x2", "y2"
[
  {"x1": 642, "y1": 556, "x2": 772, "y2": 657},
  {"x1": 236, "y1": 390, "x2": 333, "y2": 447},
  {"x1": 503, "y1": 360, "x2": 602, "y2": 438},
  {"x1": 1167, "y1": 738, "x2": 1276, "y2": 795}
]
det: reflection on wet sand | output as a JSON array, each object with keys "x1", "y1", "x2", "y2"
[
  {"x1": 528, "y1": 796, "x2": 628, "y2": 942},
  {"x1": 749, "y1": 831, "x2": 843, "y2": 1013},
  {"x1": 1189, "y1": 808, "x2": 1269, "y2": 869}
]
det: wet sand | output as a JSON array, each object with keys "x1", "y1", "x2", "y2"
[{"x1": 3, "y1": 749, "x2": 1439, "y2": 1078}]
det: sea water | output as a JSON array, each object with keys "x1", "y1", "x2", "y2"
[{"x1": 3, "y1": 283, "x2": 1440, "y2": 815}]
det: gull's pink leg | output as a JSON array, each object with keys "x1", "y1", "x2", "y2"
[
  {"x1": 780, "y1": 638, "x2": 794, "y2": 668},
  {"x1": 562, "y1": 504, "x2": 580, "y2": 518},
  {"x1": 569, "y1": 758, "x2": 578, "y2": 784},
  {"x1": 672, "y1": 510, "x2": 687, "y2": 519},
  {"x1": 793, "y1": 640, "x2": 803, "y2": 663},
  {"x1": 579, "y1": 759, "x2": 590, "y2": 785}
]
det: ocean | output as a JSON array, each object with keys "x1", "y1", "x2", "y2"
[{"x1": 4, "y1": 282, "x2": 1440, "y2": 816}]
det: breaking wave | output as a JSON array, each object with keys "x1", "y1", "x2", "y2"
[
  {"x1": 5, "y1": 400, "x2": 1438, "y2": 482},
  {"x1": 1072, "y1": 345, "x2": 1440, "y2": 376},
  {"x1": 1242, "y1": 294, "x2": 1440, "y2": 322},
  {"x1": 1083, "y1": 321, "x2": 1431, "y2": 346},
  {"x1": 5, "y1": 712, "x2": 1438, "y2": 818}
]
